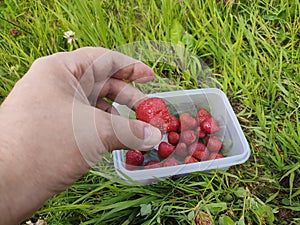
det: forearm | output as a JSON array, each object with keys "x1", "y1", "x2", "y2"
[{"x1": 0, "y1": 112, "x2": 51, "y2": 225}]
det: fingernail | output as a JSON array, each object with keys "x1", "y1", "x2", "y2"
[{"x1": 142, "y1": 126, "x2": 162, "y2": 149}]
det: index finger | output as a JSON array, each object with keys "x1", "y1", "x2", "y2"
[{"x1": 56, "y1": 47, "x2": 155, "y2": 83}]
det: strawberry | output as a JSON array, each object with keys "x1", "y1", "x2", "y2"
[
  {"x1": 144, "y1": 160, "x2": 162, "y2": 169},
  {"x1": 163, "y1": 158, "x2": 180, "y2": 167},
  {"x1": 180, "y1": 113, "x2": 197, "y2": 131},
  {"x1": 136, "y1": 97, "x2": 170, "y2": 133},
  {"x1": 149, "y1": 117, "x2": 169, "y2": 133},
  {"x1": 174, "y1": 142, "x2": 188, "y2": 157},
  {"x1": 125, "y1": 150, "x2": 144, "y2": 170},
  {"x1": 180, "y1": 130, "x2": 197, "y2": 145},
  {"x1": 168, "y1": 131, "x2": 180, "y2": 145},
  {"x1": 167, "y1": 115, "x2": 180, "y2": 132},
  {"x1": 193, "y1": 149, "x2": 210, "y2": 161},
  {"x1": 196, "y1": 109, "x2": 211, "y2": 124},
  {"x1": 158, "y1": 141, "x2": 175, "y2": 159},
  {"x1": 195, "y1": 126, "x2": 207, "y2": 139},
  {"x1": 201, "y1": 117, "x2": 220, "y2": 134},
  {"x1": 188, "y1": 142, "x2": 210, "y2": 161},
  {"x1": 209, "y1": 153, "x2": 224, "y2": 160},
  {"x1": 188, "y1": 142, "x2": 206, "y2": 154},
  {"x1": 206, "y1": 136, "x2": 222, "y2": 152},
  {"x1": 184, "y1": 156, "x2": 199, "y2": 164}
]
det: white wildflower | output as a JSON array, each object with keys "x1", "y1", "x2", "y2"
[{"x1": 63, "y1": 30, "x2": 77, "y2": 44}]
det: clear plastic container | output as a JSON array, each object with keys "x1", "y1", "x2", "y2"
[{"x1": 112, "y1": 88, "x2": 250, "y2": 185}]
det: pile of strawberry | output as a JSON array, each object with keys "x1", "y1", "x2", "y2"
[{"x1": 125, "y1": 97, "x2": 224, "y2": 170}]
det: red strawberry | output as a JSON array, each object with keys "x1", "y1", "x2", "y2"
[
  {"x1": 180, "y1": 130, "x2": 197, "y2": 145},
  {"x1": 125, "y1": 150, "x2": 144, "y2": 170},
  {"x1": 167, "y1": 115, "x2": 180, "y2": 132},
  {"x1": 144, "y1": 160, "x2": 162, "y2": 169},
  {"x1": 136, "y1": 97, "x2": 170, "y2": 133},
  {"x1": 180, "y1": 113, "x2": 197, "y2": 131},
  {"x1": 197, "y1": 109, "x2": 211, "y2": 124},
  {"x1": 188, "y1": 142, "x2": 210, "y2": 161},
  {"x1": 168, "y1": 131, "x2": 180, "y2": 145},
  {"x1": 201, "y1": 117, "x2": 220, "y2": 134},
  {"x1": 206, "y1": 136, "x2": 222, "y2": 152},
  {"x1": 195, "y1": 126, "x2": 207, "y2": 139},
  {"x1": 184, "y1": 156, "x2": 199, "y2": 164},
  {"x1": 163, "y1": 158, "x2": 180, "y2": 167},
  {"x1": 209, "y1": 153, "x2": 224, "y2": 160},
  {"x1": 149, "y1": 117, "x2": 169, "y2": 133},
  {"x1": 158, "y1": 142, "x2": 175, "y2": 158},
  {"x1": 174, "y1": 142, "x2": 188, "y2": 157},
  {"x1": 188, "y1": 142, "x2": 206, "y2": 154},
  {"x1": 193, "y1": 149, "x2": 210, "y2": 161}
]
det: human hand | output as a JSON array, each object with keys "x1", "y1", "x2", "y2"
[{"x1": 0, "y1": 47, "x2": 161, "y2": 224}]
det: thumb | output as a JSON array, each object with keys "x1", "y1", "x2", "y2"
[
  {"x1": 106, "y1": 113, "x2": 162, "y2": 152},
  {"x1": 73, "y1": 105, "x2": 162, "y2": 167}
]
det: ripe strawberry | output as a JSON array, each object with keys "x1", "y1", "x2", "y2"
[
  {"x1": 136, "y1": 97, "x2": 170, "y2": 133},
  {"x1": 193, "y1": 149, "x2": 210, "y2": 161},
  {"x1": 206, "y1": 136, "x2": 222, "y2": 152},
  {"x1": 184, "y1": 156, "x2": 199, "y2": 164},
  {"x1": 201, "y1": 117, "x2": 220, "y2": 134},
  {"x1": 144, "y1": 160, "x2": 162, "y2": 169},
  {"x1": 125, "y1": 150, "x2": 144, "y2": 169},
  {"x1": 188, "y1": 142, "x2": 210, "y2": 161},
  {"x1": 158, "y1": 142, "x2": 175, "y2": 159},
  {"x1": 180, "y1": 113, "x2": 197, "y2": 131},
  {"x1": 163, "y1": 158, "x2": 180, "y2": 167},
  {"x1": 149, "y1": 117, "x2": 169, "y2": 133},
  {"x1": 195, "y1": 126, "x2": 207, "y2": 139},
  {"x1": 168, "y1": 131, "x2": 180, "y2": 145},
  {"x1": 174, "y1": 142, "x2": 188, "y2": 157},
  {"x1": 167, "y1": 115, "x2": 180, "y2": 132},
  {"x1": 196, "y1": 109, "x2": 211, "y2": 124},
  {"x1": 209, "y1": 153, "x2": 224, "y2": 160},
  {"x1": 188, "y1": 142, "x2": 206, "y2": 154},
  {"x1": 180, "y1": 130, "x2": 197, "y2": 145}
]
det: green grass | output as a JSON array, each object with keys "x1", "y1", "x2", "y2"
[{"x1": 1, "y1": 0, "x2": 299, "y2": 224}]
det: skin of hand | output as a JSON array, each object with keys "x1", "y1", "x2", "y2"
[{"x1": 0, "y1": 47, "x2": 162, "y2": 224}]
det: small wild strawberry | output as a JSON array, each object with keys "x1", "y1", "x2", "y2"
[
  {"x1": 174, "y1": 142, "x2": 188, "y2": 157},
  {"x1": 189, "y1": 142, "x2": 210, "y2": 161},
  {"x1": 125, "y1": 150, "x2": 144, "y2": 170},
  {"x1": 195, "y1": 126, "x2": 207, "y2": 139},
  {"x1": 158, "y1": 142, "x2": 175, "y2": 158},
  {"x1": 168, "y1": 115, "x2": 180, "y2": 132},
  {"x1": 201, "y1": 117, "x2": 220, "y2": 134},
  {"x1": 196, "y1": 109, "x2": 211, "y2": 124},
  {"x1": 206, "y1": 136, "x2": 222, "y2": 152},
  {"x1": 184, "y1": 156, "x2": 199, "y2": 164},
  {"x1": 180, "y1": 113, "x2": 197, "y2": 131},
  {"x1": 163, "y1": 158, "x2": 180, "y2": 167},
  {"x1": 180, "y1": 130, "x2": 197, "y2": 145},
  {"x1": 209, "y1": 153, "x2": 224, "y2": 160},
  {"x1": 144, "y1": 160, "x2": 162, "y2": 169},
  {"x1": 168, "y1": 131, "x2": 180, "y2": 145}
]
